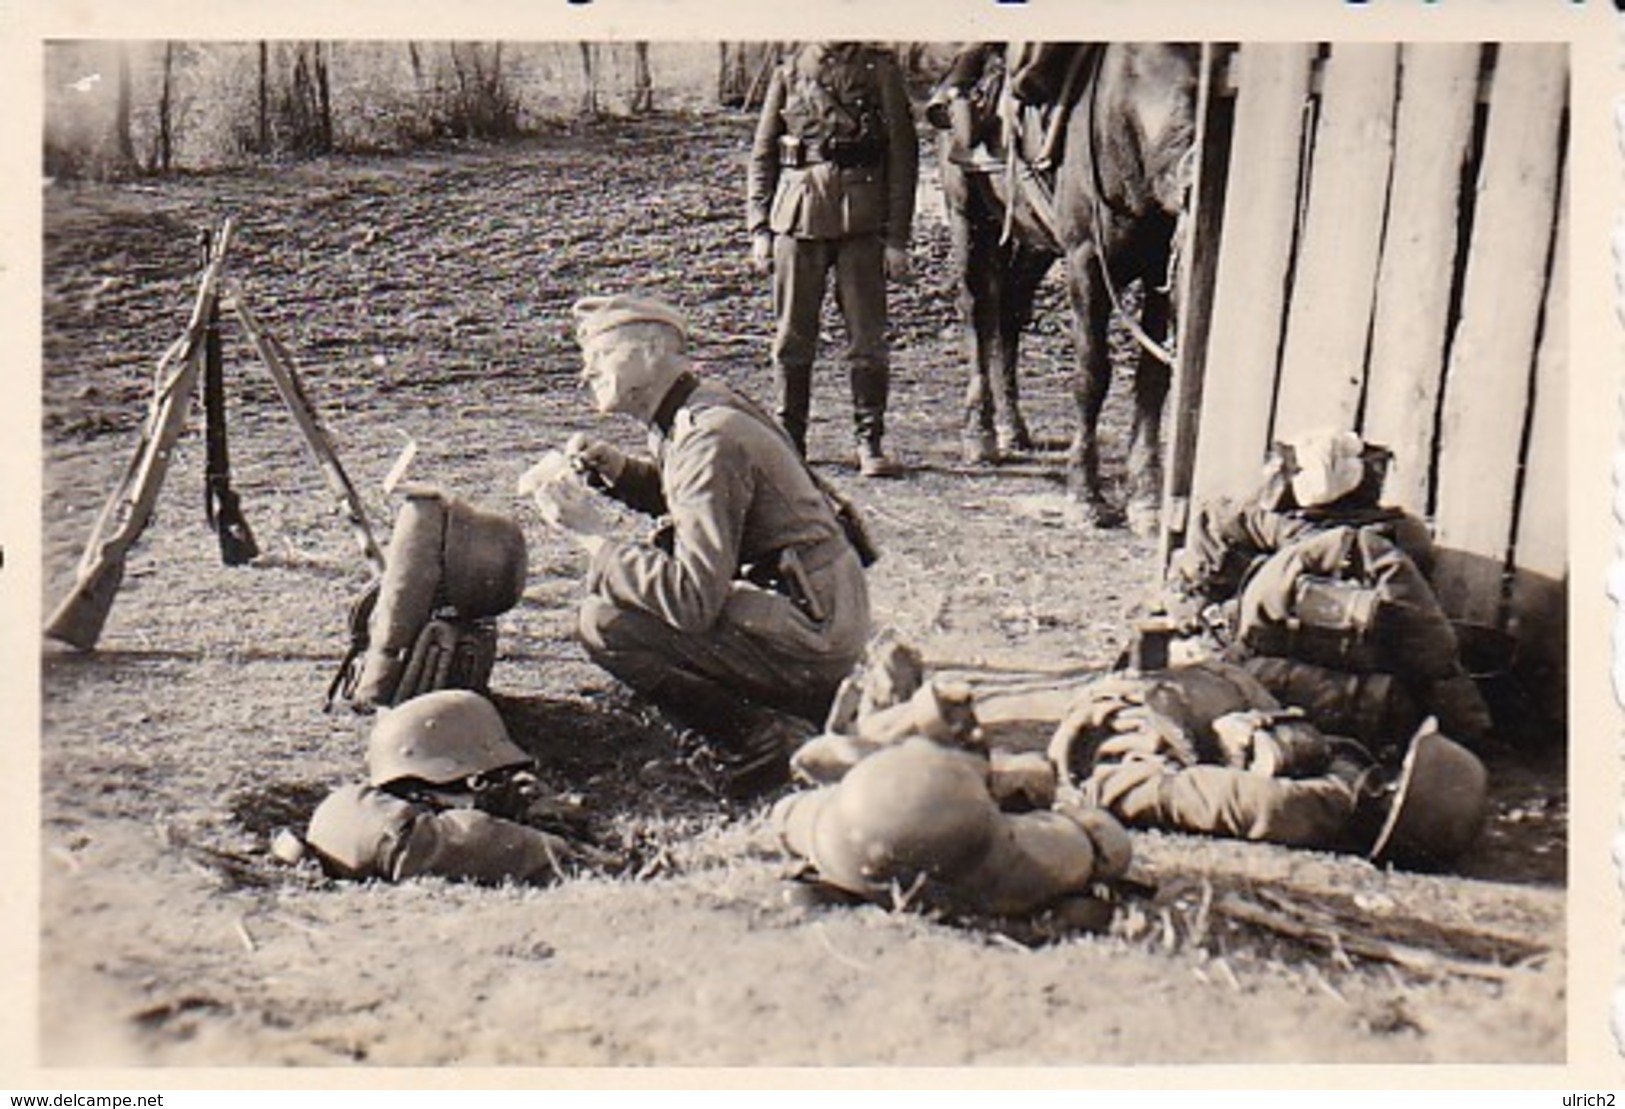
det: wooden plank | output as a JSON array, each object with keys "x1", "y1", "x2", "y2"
[
  {"x1": 1189, "y1": 43, "x2": 1315, "y2": 508},
  {"x1": 1273, "y1": 43, "x2": 1399, "y2": 441},
  {"x1": 1507, "y1": 171, "x2": 1567, "y2": 719},
  {"x1": 1431, "y1": 44, "x2": 1567, "y2": 625},
  {"x1": 1160, "y1": 44, "x2": 1231, "y2": 565},
  {"x1": 1362, "y1": 44, "x2": 1482, "y2": 515}
]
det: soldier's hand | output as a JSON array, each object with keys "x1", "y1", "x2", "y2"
[
  {"x1": 565, "y1": 432, "x2": 625, "y2": 487},
  {"x1": 520, "y1": 451, "x2": 612, "y2": 541},
  {"x1": 749, "y1": 232, "x2": 774, "y2": 274},
  {"x1": 884, "y1": 244, "x2": 911, "y2": 281}
]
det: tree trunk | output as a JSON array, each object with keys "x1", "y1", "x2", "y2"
[
  {"x1": 315, "y1": 42, "x2": 333, "y2": 152},
  {"x1": 114, "y1": 44, "x2": 135, "y2": 169},
  {"x1": 449, "y1": 43, "x2": 472, "y2": 137},
  {"x1": 156, "y1": 41, "x2": 174, "y2": 173},
  {"x1": 258, "y1": 42, "x2": 270, "y2": 155},
  {"x1": 719, "y1": 44, "x2": 739, "y2": 105},
  {"x1": 631, "y1": 42, "x2": 653, "y2": 114},
  {"x1": 579, "y1": 42, "x2": 599, "y2": 116}
]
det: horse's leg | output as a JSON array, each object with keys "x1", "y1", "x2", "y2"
[
  {"x1": 954, "y1": 209, "x2": 1003, "y2": 465},
  {"x1": 992, "y1": 245, "x2": 1048, "y2": 454},
  {"x1": 1125, "y1": 283, "x2": 1171, "y2": 537},
  {"x1": 1062, "y1": 246, "x2": 1113, "y2": 524}
]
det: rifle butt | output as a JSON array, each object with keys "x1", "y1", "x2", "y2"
[
  {"x1": 44, "y1": 558, "x2": 128, "y2": 651},
  {"x1": 211, "y1": 491, "x2": 261, "y2": 566}
]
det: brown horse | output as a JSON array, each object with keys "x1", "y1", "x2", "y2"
[{"x1": 940, "y1": 43, "x2": 1199, "y2": 534}]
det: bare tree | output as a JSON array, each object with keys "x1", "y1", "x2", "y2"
[
  {"x1": 630, "y1": 42, "x2": 653, "y2": 114},
  {"x1": 406, "y1": 41, "x2": 424, "y2": 89},
  {"x1": 314, "y1": 43, "x2": 332, "y2": 150},
  {"x1": 578, "y1": 42, "x2": 600, "y2": 116},
  {"x1": 448, "y1": 42, "x2": 519, "y2": 138},
  {"x1": 155, "y1": 41, "x2": 175, "y2": 172},
  {"x1": 114, "y1": 44, "x2": 135, "y2": 168},
  {"x1": 718, "y1": 42, "x2": 780, "y2": 110},
  {"x1": 282, "y1": 41, "x2": 333, "y2": 154},
  {"x1": 257, "y1": 42, "x2": 270, "y2": 155}
]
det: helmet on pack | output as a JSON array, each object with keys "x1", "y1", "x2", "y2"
[
  {"x1": 366, "y1": 689, "x2": 530, "y2": 788},
  {"x1": 439, "y1": 495, "x2": 528, "y2": 618},
  {"x1": 800, "y1": 738, "x2": 998, "y2": 898},
  {"x1": 1368, "y1": 718, "x2": 1488, "y2": 870}
]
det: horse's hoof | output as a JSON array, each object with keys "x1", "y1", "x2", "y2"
[
  {"x1": 1062, "y1": 492, "x2": 1118, "y2": 530},
  {"x1": 1088, "y1": 504, "x2": 1126, "y2": 530},
  {"x1": 997, "y1": 426, "x2": 1034, "y2": 456},
  {"x1": 962, "y1": 433, "x2": 999, "y2": 466},
  {"x1": 1126, "y1": 501, "x2": 1161, "y2": 539}
]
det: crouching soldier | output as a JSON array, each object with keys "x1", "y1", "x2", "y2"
[
  {"x1": 305, "y1": 690, "x2": 607, "y2": 884},
  {"x1": 1047, "y1": 659, "x2": 1489, "y2": 871},
  {"x1": 773, "y1": 735, "x2": 1133, "y2": 918},
  {"x1": 521, "y1": 293, "x2": 875, "y2": 798}
]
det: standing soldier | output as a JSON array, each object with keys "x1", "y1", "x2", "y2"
[{"x1": 747, "y1": 42, "x2": 919, "y2": 478}]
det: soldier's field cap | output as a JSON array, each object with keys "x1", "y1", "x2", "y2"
[
  {"x1": 1282, "y1": 426, "x2": 1365, "y2": 508},
  {"x1": 571, "y1": 293, "x2": 688, "y2": 345}
]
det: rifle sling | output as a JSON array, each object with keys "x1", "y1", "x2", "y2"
[{"x1": 201, "y1": 287, "x2": 259, "y2": 564}]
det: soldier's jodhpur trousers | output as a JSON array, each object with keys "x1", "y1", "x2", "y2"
[
  {"x1": 772, "y1": 232, "x2": 890, "y2": 453},
  {"x1": 1081, "y1": 756, "x2": 1359, "y2": 849},
  {"x1": 577, "y1": 546, "x2": 871, "y2": 726}
]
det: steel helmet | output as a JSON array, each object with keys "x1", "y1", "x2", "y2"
[
  {"x1": 1368, "y1": 718, "x2": 1489, "y2": 870},
  {"x1": 440, "y1": 495, "x2": 528, "y2": 618},
  {"x1": 366, "y1": 689, "x2": 530, "y2": 788},
  {"x1": 802, "y1": 738, "x2": 998, "y2": 898}
]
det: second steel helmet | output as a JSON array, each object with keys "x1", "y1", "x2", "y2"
[
  {"x1": 440, "y1": 495, "x2": 528, "y2": 618},
  {"x1": 801, "y1": 738, "x2": 998, "y2": 899},
  {"x1": 1368, "y1": 718, "x2": 1489, "y2": 870},
  {"x1": 366, "y1": 689, "x2": 530, "y2": 788}
]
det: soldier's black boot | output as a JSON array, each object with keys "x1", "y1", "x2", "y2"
[
  {"x1": 858, "y1": 438, "x2": 901, "y2": 479},
  {"x1": 644, "y1": 670, "x2": 819, "y2": 798}
]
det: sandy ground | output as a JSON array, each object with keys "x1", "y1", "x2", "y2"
[{"x1": 33, "y1": 112, "x2": 1566, "y2": 1070}]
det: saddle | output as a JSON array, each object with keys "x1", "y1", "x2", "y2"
[{"x1": 949, "y1": 45, "x2": 1102, "y2": 248}]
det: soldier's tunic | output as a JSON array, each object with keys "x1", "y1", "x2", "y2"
[
  {"x1": 1166, "y1": 496, "x2": 1492, "y2": 746},
  {"x1": 577, "y1": 373, "x2": 871, "y2": 722},
  {"x1": 1079, "y1": 729, "x2": 1360, "y2": 849},
  {"x1": 747, "y1": 42, "x2": 919, "y2": 453},
  {"x1": 1054, "y1": 662, "x2": 1365, "y2": 850}
]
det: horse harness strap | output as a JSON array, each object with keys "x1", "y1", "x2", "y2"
[
  {"x1": 992, "y1": 46, "x2": 1178, "y2": 370},
  {"x1": 998, "y1": 47, "x2": 1098, "y2": 245},
  {"x1": 1080, "y1": 49, "x2": 1177, "y2": 368}
]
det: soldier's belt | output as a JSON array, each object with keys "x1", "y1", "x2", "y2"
[
  {"x1": 779, "y1": 134, "x2": 882, "y2": 169},
  {"x1": 741, "y1": 534, "x2": 850, "y2": 622}
]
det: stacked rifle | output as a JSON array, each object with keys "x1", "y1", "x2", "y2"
[{"x1": 46, "y1": 217, "x2": 384, "y2": 650}]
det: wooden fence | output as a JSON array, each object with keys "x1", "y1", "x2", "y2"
[{"x1": 1164, "y1": 42, "x2": 1568, "y2": 713}]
